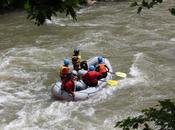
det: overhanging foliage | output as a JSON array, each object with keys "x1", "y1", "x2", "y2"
[
  {"x1": 25, "y1": 0, "x2": 79, "y2": 25},
  {"x1": 0, "y1": 0, "x2": 175, "y2": 25},
  {"x1": 115, "y1": 99, "x2": 175, "y2": 130},
  {"x1": 0, "y1": 0, "x2": 79, "y2": 25},
  {"x1": 130, "y1": 0, "x2": 175, "y2": 15}
]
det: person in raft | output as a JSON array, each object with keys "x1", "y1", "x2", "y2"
[
  {"x1": 82, "y1": 65, "x2": 102, "y2": 87},
  {"x1": 72, "y1": 49, "x2": 81, "y2": 71},
  {"x1": 78, "y1": 60, "x2": 88, "y2": 77},
  {"x1": 61, "y1": 73, "x2": 75, "y2": 100},
  {"x1": 96, "y1": 56, "x2": 109, "y2": 78},
  {"x1": 72, "y1": 70, "x2": 87, "y2": 91},
  {"x1": 59, "y1": 58, "x2": 70, "y2": 81}
]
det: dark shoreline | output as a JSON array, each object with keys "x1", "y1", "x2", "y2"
[
  {"x1": 0, "y1": 0, "x2": 128, "y2": 15},
  {"x1": 0, "y1": 7, "x2": 24, "y2": 15}
]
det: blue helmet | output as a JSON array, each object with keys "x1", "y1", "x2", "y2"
[
  {"x1": 89, "y1": 65, "x2": 95, "y2": 71},
  {"x1": 74, "y1": 48, "x2": 79, "y2": 54},
  {"x1": 64, "y1": 58, "x2": 70, "y2": 66},
  {"x1": 98, "y1": 56, "x2": 103, "y2": 63}
]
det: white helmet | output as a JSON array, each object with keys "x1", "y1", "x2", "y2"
[{"x1": 72, "y1": 70, "x2": 78, "y2": 76}]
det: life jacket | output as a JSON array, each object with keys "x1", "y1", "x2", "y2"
[
  {"x1": 83, "y1": 70, "x2": 101, "y2": 84},
  {"x1": 72, "y1": 55, "x2": 81, "y2": 65},
  {"x1": 97, "y1": 63, "x2": 107, "y2": 73},
  {"x1": 62, "y1": 80, "x2": 74, "y2": 92},
  {"x1": 59, "y1": 65, "x2": 69, "y2": 77}
]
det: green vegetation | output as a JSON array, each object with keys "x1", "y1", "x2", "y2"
[
  {"x1": 25, "y1": 0, "x2": 79, "y2": 25},
  {"x1": 130, "y1": 0, "x2": 175, "y2": 15},
  {"x1": 0, "y1": 0, "x2": 175, "y2": 25},
  {"x1": 115, "y1": 99, "x2": 175, "y2": 130},
  {"x1": 0, "y1": 0, "x2": 79, "y2": 25}
]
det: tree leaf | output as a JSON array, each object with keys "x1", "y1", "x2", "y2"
[
  {"x1": 137, "y1": 7, "x2": 142, "y2": 14},
  {"x1": 169, "y1": 8, "x2": 175, "y2": 16},
  {"x1": 24, "y1": 0, "x2": 31, "y2": 9},
  {"x1": 130, "y1": 2, "x2": 138, "y2": 7},
  {"x1": 157, "y1": 0, "x2": 163, "y2": 3}
]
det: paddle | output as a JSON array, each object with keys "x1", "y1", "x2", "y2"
[
  {"x1": 101, "y1": 79, "x2": 118, "y2": 86},
  {"x1": 115, "y1": 72, "x2": 127, "y2": 78},
  {"x1": 109, "y1": 71, "x2": 127, "y2": 78},
  {"x1": 106, "y1": 80, "x2": 118, "y2": 86}
]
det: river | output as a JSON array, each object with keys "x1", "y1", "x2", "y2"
[{"x1": 0, "y1": 1, "x2": 175, "y2": 130}]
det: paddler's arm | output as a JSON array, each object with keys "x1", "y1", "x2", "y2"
[
  {"x1": 66, "y1": 88, "x2": 75, "y2": 100},
  {"x1": 105, "y1": 65, "x2": 109, "y2": 72}
]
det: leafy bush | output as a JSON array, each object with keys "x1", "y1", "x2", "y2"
[
  {"x1": 130, "y1": 0, "x2": 175, "y2": 15},
  {"x1": 0, "y1": 0, "x2": 79, "y2": 25},
  {"x1": 115, "y1": 99, "x2": 175, "y2": 130}
]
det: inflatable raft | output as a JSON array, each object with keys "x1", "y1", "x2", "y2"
[{"x1": 51, "y1": 56, "x2": 113, "y2": 101}]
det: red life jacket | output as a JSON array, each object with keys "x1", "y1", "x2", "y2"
[
  {"x1": 62, "y1": 80, "x2": 74, "y2": 92},
  {"x1": 82, "y1": 70, "x2": 101, "y2": 84},
  {"x1": 97, "y1": 63, "x2": 107, "y2": 73}
]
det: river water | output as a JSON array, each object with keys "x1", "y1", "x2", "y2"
[{"x1": 0, "y1": 1, "x2": 175, "y2": 130}]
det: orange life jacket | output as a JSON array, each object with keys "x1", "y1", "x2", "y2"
[{"x1": 97, "y1": 63, "x2": 107, "y2": 73}]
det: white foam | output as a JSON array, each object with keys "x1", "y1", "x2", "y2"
[
  {"x1": 170, "y1": 38, "x2": 175, "y2": 41},
  {"x1": 118, "y1": 52, "x2": 147, "y2": 88},
  {"x1": 46, "y1": 18, "x2": 66, "y2": 26},
  {"x1": 82, "y1": 107, "x2": 95, "y2": 116},
  {"x1": 78, "y1": 31, "x2": 110, "y2": 49},
  {"x1": 0, "y1": 57, "x2": 10, "y2": 70},
  {"x1": 103, "y1": 117, "x2": 118, "y2": 130},
  {"x1": 129, "y1": 65, "x2": 142, "y2": 77},
  {"x1": 0, "y1": 81, "x2": 18, "y2": 102},
  {"x1": 129, "y1": 52, "x2": 144, "y2": 77},
  {"x1": 46, "y1": 17, "x2": 101, "y2": 27}
]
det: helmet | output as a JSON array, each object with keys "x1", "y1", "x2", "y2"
[
  {"x1": 64, "y1": 58, "x2": 70, "y2": 66},
  {"x1": 89, "y1": 65, "x2": 95, "y2": 71},
  {"x1": 72, "y1": 70, "x2": 78, "y2": 76},
  {"x1": 74, "y1": 48, "x2": 79, "y2": 54},
  {"x1": 98, "y1": 56, "x2": 103, "y2": 63}
]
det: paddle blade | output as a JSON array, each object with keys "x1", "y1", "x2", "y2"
[
  {"x1": 107, "y1": 80, "x2": 118, "y2": 86},
  {"x1": 115, "y1": 72, "x2": 127, "y2": 78}
]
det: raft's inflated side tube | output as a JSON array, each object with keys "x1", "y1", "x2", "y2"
[{"x1": 51, "y1": 56, "x2": 113, "y2": 101}]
